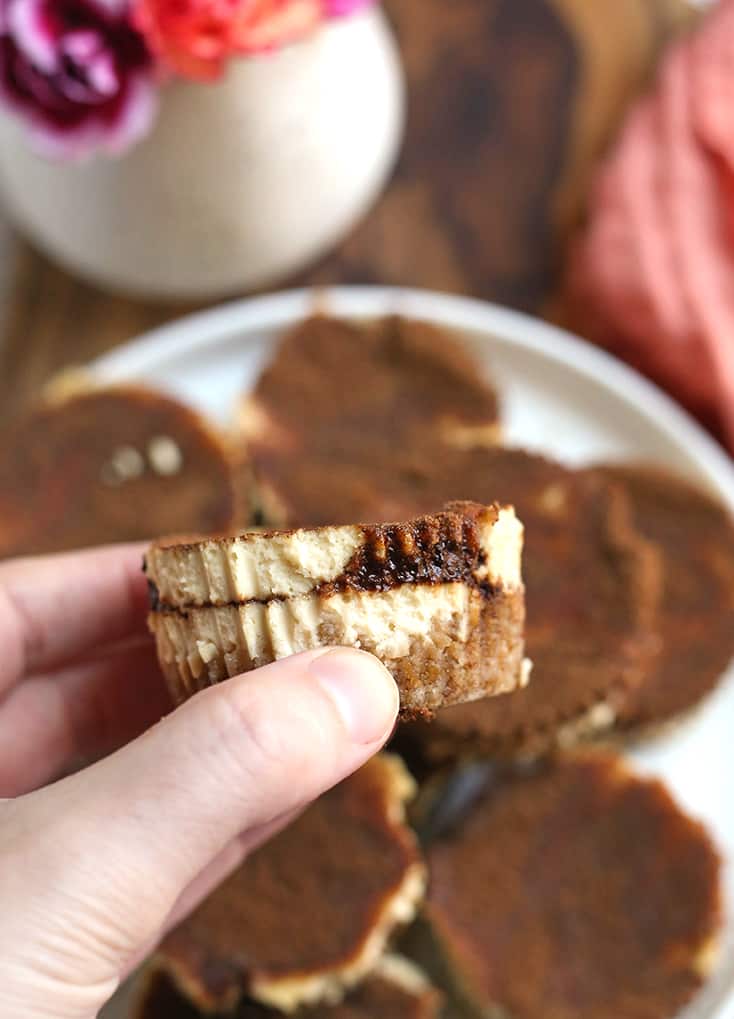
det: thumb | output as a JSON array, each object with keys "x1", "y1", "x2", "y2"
[{"x1": 0, "y1": 647, "x2": 398, "y2": 1019}]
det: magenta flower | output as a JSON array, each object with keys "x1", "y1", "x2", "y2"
[{"x1": 0, "y1": 0, "x2": 157, "y2": 159}]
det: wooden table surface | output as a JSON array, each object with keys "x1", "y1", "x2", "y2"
[{"x1": 0, "y1": 0, "x2": 692, "y2": 422}]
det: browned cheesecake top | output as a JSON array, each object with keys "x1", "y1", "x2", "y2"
[
  {"x1": 136, "y1": 964, "x2": 442, "y2": 1019},
  {"x1": 401, "y1": 449, "x2": 661, "y2": 755},
  {"x1": 595, "y1": 464, "x2": 734, "y2": 728},
  {"x1": 250, "y1": 313, "x2": 499, "y2": 446},
  {"x1": 0, "y1": 384, "x2": 239, "y2": 557},
  {"x1": 243, "y1": 314, "x2": 499, "y2": 527},
  {"x1": 427, "y1": 754, "x2": 722, "y2": 1019},
  {"x1": 158, "y1": 756, "x2": 424, "y2": 1012}
]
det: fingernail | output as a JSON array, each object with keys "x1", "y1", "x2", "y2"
[{"x1": 311, "y1": 648, "x2": 399, "y2": 745}]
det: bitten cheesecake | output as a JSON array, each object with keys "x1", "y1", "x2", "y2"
[
  {"x1": 146, "y1": 501, "x2": 526, "y2": 717},
  {"x1": 156, "y1": 756, "x2": 426, "y2": 1013},
  {"x1": 135, "y1": 957, "x2": 443, "y2": 1019},
  {"x1": 426, "y1": 753, "x2": 722, "y2": 1019},
  {"x1": 0, "y1": 378, "x2": 242, "y2": 557}
]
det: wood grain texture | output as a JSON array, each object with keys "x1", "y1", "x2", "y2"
[
  {"x1": 0, "y1": 0, "x2": 687, "y2": 421},
  {"x1": 308, "y1": 0, "x2": 578, "y2": 310},
  {"x1": 550, "y1": 0, "x2": 691, "y2": 239}
]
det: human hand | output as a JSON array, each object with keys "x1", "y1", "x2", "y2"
[{"x1": 0, "y1": 546, "x2": 399, "y2": 1019}]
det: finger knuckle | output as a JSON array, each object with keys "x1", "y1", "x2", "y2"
[{"x1": 198, "y1": 684, "x2": 290, "y2": 780}]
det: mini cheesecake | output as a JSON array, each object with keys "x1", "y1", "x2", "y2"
[
  {"x1": 400, "y1": 450, "x2": 661, "y2": 757},
  {"x1": 156, "y1": 755, "x2": 426, "y2": 1013},
  {"x1": 426, "y1": 753, "x2": 722, "y2": 1019},
  {"x1": 134, "y1": 957, "x2": 443, "y2": 1019},
  {"x1": 0, "y1": 378, "x2": 242, "y2": 557},
  {"x1": 595, "y1": 464, "x2": 734, "y2": 730},
  {"x1": 240, "y1": 314, "x2": 501, "y2": 527},
  {"x1": 146, "y1": 501, "x2": 526, "y2": 717}
]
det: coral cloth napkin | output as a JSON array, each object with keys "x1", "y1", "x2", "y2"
[{"x1": 564, "y1": 0, "x2": 734, "y2": 453}]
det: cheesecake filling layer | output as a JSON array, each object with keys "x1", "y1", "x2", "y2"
[
  {"x1": 146, "y1": 504, "x2": 523, "y2": 609},
  {"x1": 155, "y1": 583, "x2": 508, "y2": 667}
]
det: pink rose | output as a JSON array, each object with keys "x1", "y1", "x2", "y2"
[
  {"x1": 0, "y1": 0, "x2": 157, "y2": 159},
  {"x1": 133, "y1": 0, "x2": 323, "y2": 81}
]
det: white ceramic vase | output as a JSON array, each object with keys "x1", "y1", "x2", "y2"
[{"x1": 0, "y1": 7, "x2": 403, "y2": 300}]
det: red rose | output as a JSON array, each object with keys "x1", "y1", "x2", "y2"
[{"x1": 133, "y1": 0, "x2": 322, "y2": 81}]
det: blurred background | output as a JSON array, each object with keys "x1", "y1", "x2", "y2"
[{"x1": 3, "y1": 0, "x2": 730, "y2": 447}]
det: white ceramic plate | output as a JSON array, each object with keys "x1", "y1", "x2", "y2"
[{"x1": 94, "y1": 286, "x2": 734, "y2": 1019}]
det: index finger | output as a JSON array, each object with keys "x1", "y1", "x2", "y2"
[{"x1": 0, "y1": 543, "x2": 150, "y2": 692}]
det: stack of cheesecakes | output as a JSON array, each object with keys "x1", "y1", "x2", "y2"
[{"x1": 145, "y1": 501, "x2": 528, "y2": 718}]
